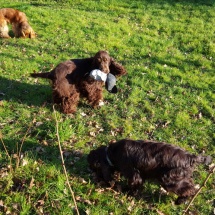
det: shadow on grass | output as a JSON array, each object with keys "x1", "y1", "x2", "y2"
[
  {"x1": 35, "y1": 0, "x2": 214, "y2": 7},
  {"x1": 0, "y1": 75, "x2": 52, "y2": 107},
  {"x1": 9, "y1": 0, "x2": 212, "y2": 15},
  {"x1": 0, "y1": 137, "x2": 90, "y2": 178},
  {"x1": 0, "y1": 75, "x2": 120, "y2": 113},
  {"x1": 139, "y1": 0, "x2": 214, "y2": 6},
  {"x1": 0, "y1": 137, "x2": 90, "y2": 214}
]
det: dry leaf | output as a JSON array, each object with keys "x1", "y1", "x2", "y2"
[
  {"x1": 160, "y1": 187, "x2": 168, "y2": 195},
  {"x1": 35, "y1": 122, "x2": 43, "y2": 127},
  {"x1": 42, "y1": 140, "x2": 48, "y2": 146},
  {"x1": 12, "y1": 203, "x2": 20, "y2": 210},
  {"x1": 78, "y1": 177, "x2": 87, "y2": 184},
  {"x1": 12, "y1": 154, "x2": 19, "y2": 159},
  {"x1": 83, "y1": 199, "x2": 92, "y2": 205},
  {"x1": 37, "y1": 200, "x2": 45, "y2": 206},
  {"x1": 0, "y1": 171, "x2": 8, "y2": 178},
  {"x1": 89, "y1": 131, "x2": 96, "y2": 137},
  {"x1": 75, "y1": 196, "x2": 92, "y2": 205},
  {"x1": 29, "y1": 177, "x2": 35, "y2": 189},
  {"x1": 95, "y1": 188, "x2": 105, "y2": 193},
  {"x1": 197, "y1": 112, "x2": 202, "y2": 119},
  {"x1": 63, "y1": 188, "x2": 68, "y2": 195},
  {"x1": 36, "y1": 147, "x2": 45, "y2": 154},
  {"x1": 75, "y1": 196, "x2": 81, "y2": 201},
  {"x1": 209, "y1": 163, "x2": 215, "y2": 171},
  {"x1": 22, "y1": 159, "x2": 28, "y2": 166},
  {"x1": 85, "y1": 209, "x2": 90, "y2": 215},
  {"x1": 156, "y1": 209, "x2": 166, "y2": 215},
  {"x1": 127, "y1": 205, "x2": 132, "y2": 212},
  {"x1": 38, "y1": 207, "x2": 43, "y2": 214},
  {"x1": 110, "y1": 130, "x2": 116, "y2": 136}
]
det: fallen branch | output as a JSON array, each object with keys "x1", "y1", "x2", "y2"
[
  {"x1": 183, "y1": 165, "x2": 215, "y2": 215},
  {"x1": 16, "y1": 118, "x2": 35, "y2": 168},
  {"x1": 53, "y1": 105, "x2": 80, "y2": 215}
]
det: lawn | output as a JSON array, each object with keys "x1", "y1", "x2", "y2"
[{"x1": 0, "y1": 0, "x2": 214, "y2": 214}]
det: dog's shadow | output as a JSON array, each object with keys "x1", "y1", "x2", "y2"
[
  {"x1": 0, "y1": 75, "x2": 117, "y2": 112},
  {"x1": 0, "y1": 75, "x2": 52, "y2": 107}
]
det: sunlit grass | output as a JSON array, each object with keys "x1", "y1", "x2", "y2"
[{"x1": 0, "y1": 0, "x2": 214, "y2": 214}]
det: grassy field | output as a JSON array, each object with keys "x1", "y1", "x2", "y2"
[{"x1": 0, "y1": 0, "x2": 214, "y2": 214}]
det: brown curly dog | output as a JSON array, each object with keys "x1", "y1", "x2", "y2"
[
  {"x1": 0, "y1": 8, "x2": 36, "y2": 38},
  {"x1": 88, "y1": 139, "x2": 212, "y2": 204},
  {"x1": 31, "y1": 51, "x2": 127, "y2": 114}
]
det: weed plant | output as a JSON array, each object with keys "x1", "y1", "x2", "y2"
[{"x1": 0, "y1": 0, "x2": 214, "y2": 214}]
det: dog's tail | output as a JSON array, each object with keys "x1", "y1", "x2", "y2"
[
  {"x1": 196, "y1": 155, "x2": 212, "y2": 165},
  {"x1": 30, "y1": 72, "x2": 52, "y2": 79}
]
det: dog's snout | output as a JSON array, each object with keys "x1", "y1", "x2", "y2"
[
  {"x1": 99, "y1": 64, "x2": 110, "y2": 74},
  {"x1": 99, "y1": 59, "x2": 110, "y2": 74}
]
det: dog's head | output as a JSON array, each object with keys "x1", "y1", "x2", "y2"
[
  {"x1": 92, "y1": 50, "x2": 127, "y2": 76},
  {"x1": 87, "y1": 146, "x2": 114, "y2": 183},
  {"x1": 13, "y1": 21, "x2": 36, "y2": 38},
  {"x1": 92, "y1": 51, "x2": 111, "y2": 74},
  {"x1": 20, "y1": 22, "x2": 36, "y2": 38}
]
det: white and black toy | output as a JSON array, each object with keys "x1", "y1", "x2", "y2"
[
  {"x1": 89, "y1": 69, "x2": 107, "y2": 82},
  {"x1": 89, "y1": 69, "x2": 117, "y2": 93},
  {"x1": 105, "y1": 73, "x2": 117, "y2": 93}
]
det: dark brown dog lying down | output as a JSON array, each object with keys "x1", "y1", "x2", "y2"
[
  {"x1": 87, "y1": 139, "x2": 212, "y2": 204},
  {"x1": 0, "y1": 8, "x2": 36, "y2": 38}
]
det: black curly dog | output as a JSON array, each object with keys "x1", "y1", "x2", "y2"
[{"x1": 87, "y1": 139, "x2": 211, "y2": 204}]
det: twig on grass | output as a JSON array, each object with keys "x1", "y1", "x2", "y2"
[
  {"x1": 16, "y1": 118, "x2": 36, "y2": 168},
  {"x1": 0, "y1": 131, "x2": 12, "y2": 173},
  {"x1": 182, "y1": 165, "x2": 215, "y2": 215},
  {"x1": 53, "y1": 105, "x2": 80, "y2": 215}
]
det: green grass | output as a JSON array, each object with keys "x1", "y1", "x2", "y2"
[{"x1": 0, "y1": 0, "x2": 215, "y2": 214}]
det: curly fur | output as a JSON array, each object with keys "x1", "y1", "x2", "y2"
[
  {"x1": 87, "y1": 139, "x2": 212, "y2": 204},
  {"x1": 0, "y1": 8, "x2": 36, "y2": 38},
  {"x1": 30, "y1": 50, "x2": 127, "y2": 113}
]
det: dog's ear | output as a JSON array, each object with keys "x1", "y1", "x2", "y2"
[{"x1": 109, "y1": 58, "x2": 127, "y2": 77}]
